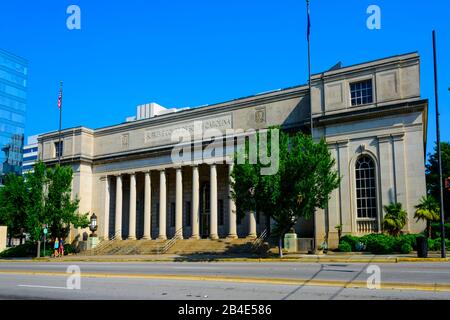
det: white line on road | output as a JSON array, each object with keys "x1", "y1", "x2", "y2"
[{"x1": 18, "y1": 285, "x2": 72, "y2": 290}]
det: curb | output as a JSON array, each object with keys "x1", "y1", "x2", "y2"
[{"x1": 1, "y1": 256, "x2": 449, "y2": 264}]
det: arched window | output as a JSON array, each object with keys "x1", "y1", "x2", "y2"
[{"x1": 355, "y1": 155, "x2": 377, "y2": 219}]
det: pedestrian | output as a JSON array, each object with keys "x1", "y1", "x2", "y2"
[
  {"x1": 59, "y1": 238, "x2": 65, "y2": 257},
  {"x1": 54, "y1": 237, "x2": 59, "y2": 258}
]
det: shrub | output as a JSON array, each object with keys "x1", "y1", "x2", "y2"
[
  {"x1": 64, "y1": 244, "x2": 75, "y2": 255},
  {"x1": 360, "y1": 234, "x2": 396, "y2": 254},
  {"x1": 0, "y1": 241, "x2": 38, "y2": 258},
  {"x1": 400, "y1": 243, "x2": 413, "y2": 254},
  {"x1": 339, "y1": 235, "x2": 360, "y2": 251},
  {"x1": 395, "y1": 234, "x2": 419, "y2": 251},
  {"x1": 428, "y1": 238, "x2": 450, "y2": 251},
  {"x1": 0, "y1": 241, "x2": 54, "y2": 258},
  {"x1": 338, "y1": 242, "x2": 352, "y2": 252},
  {"x1": 430, "y1": 223, "x2": 450, "y2": 240}
]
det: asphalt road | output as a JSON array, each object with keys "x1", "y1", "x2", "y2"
[{"x1": 0, "y1": 261, "x2": 449, "y2": 300}]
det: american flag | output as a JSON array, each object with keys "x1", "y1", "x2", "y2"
[
  {"x1": 57, "y1": 87, "x2": 62, "y2": 109},
  {"x1": 307, "y1": 0, "x2": 311, "y2": 41}
]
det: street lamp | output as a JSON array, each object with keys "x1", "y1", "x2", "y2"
[{"x1": 89, "y1": 213, "x2": 98, "y2": 237}]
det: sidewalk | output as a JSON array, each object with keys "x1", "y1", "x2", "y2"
[{"x1": 2, "y1": 252, "x2": 449, "y2": 263}]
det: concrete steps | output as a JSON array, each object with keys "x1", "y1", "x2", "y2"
[
  {"x1": 82, "y1": 238, "x2": 267, "y2": 256},
  {"x1": 167, "y1": 238, "x2": 257, "y2": 255}
]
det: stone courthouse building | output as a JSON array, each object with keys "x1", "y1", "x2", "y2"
[{"x1": 38, "y1": 52, "x2": 427, "y2": 249}]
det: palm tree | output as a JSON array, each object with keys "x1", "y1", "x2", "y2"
[
  {"x1": 414, "y1": 195, "x2": 440, "y2": 238},
  {"x1": 383, "y1": 202, "x2": 408, "y2": 236}
]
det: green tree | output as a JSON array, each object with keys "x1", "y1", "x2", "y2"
[
  {"x1": 426, "y1": 142, "x2": 450, "y2": 219},
  {"x1": 24, "y1": 162, "x2": 47, "y2": 256},
  {"x1": 0, "y1": 173, "x2": 27, "y2": 246},
  {"x1": 25, "y1": 162, "x2": 47, "y2": 241},
  {"x1": 231, "y1": 129, "x2": 340, "y2": 256},
  {"x1": 44, "y1": 165, "x2": 89, "y2": 240},
  {"x1": 414, "y1": 195, "x2": 440, "y2": 238},
  {"x1": 382, "y1": 202, "x2": 408, "y2": 236}
]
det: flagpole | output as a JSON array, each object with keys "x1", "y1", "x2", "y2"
[
  {"x1": 58, "y1": 81, "x2": 63, "y2": 165},
  {"x1": 432, "y1": 30, "x2": 446, "y2": 258},
  {"x1": 307, "y1": 0, "x2": 313, "y2": 138},
  {"x1": 306, "y1": 0, "x2": 317, "y2": 252}
]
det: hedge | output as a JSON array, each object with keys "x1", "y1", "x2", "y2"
[
  {"x1": 338, "y1": 233, "x2": 421, "y2": 254},
  {"x1": 0, "y1": 241, "x2": 75, "y2": 258},
  {"x1": 430, "y1": 223, "x2": 450, "y2": 240}
]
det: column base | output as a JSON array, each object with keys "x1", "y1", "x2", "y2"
[
  {"x1": 226, "y1": 234, "x2": 238, "y2": 239},
  {"x1": 190, "y1": 235, "x2": 200, "y2": 240},
  {"x1": 209, "y1": 234, "x2": 219, "y2": 240},
  {"x1": 158, "y1": 235, "x2": 167, "y2": 240},
  {"x1": 115, "y1": 234, "x2": 122, "y2": 241},
  {"x1": 141, "y1": 236, "x2": 152, "y2": 240},
  {"x1": 246, "y1": 234, "x2": 257, "y2": 239},
  {"x1": 128, "y1": 236, "x2": 137, "y2": 240}
]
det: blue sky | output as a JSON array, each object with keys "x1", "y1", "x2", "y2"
[{"x1": 0, "y1": 0, "x2": 449, "y2": 156}]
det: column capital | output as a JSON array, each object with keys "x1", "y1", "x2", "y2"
[
  {"x1": 336, "y1": 139, "x2": 349, "y2": 148},
  {"x1": 391, "y1": 132, "x2": 405, "y2": 142},
  {"x1": 377, "y1": 134, "x2": 392, "y2": 143}
]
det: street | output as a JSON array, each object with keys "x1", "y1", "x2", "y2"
[{"x1": 0, "y1": 261, "x2": 449, "y2": 299}]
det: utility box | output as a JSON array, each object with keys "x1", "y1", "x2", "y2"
[
  {"x1": 0, "y1": 226, "x2": 7, "y2": 253},
  {"x1": 284, "y1": 233, "x2": 298, "y2": 252},
  {"x1": 87, "y1": 237, "x2": 99, "y2": 250}
]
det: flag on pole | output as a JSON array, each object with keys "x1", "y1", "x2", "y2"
[
  {"x1": 307, "y1": 0, "x2": 311, "y2": 40},
  {"x1": 57, "y1": 86, "x2": 63, "y2": 109}
]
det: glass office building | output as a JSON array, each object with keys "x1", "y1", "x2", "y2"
[{"x1": 0, "y1": 49, "x2": 27, "y2": 185}]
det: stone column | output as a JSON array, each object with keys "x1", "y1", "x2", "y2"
[
  {"x1": 392, "y1": 133, "x2": 409, "y2": 231},
  {"x1": 337, "y1": 140, "x2": 352, "y2": 234},
  {"x1": 191, "y1": 165, "x2": 200, "y2": 239},
  {"x1": 158, "y1": 169, "x2": 167, "y2": 240},
  {"x1": 175, "y1": 167, "x2": 183, "y2": 239},
  {"x1": 115, "y1": 174, "x2": 123, "y2": 240},
  {"x1": 103, "y1": 176, "x2": 110, "y2": 240},
  {"x1": 128, "y1": 173, "x2": 137, "y2": 240},
  {"x1": 248, "y1": 211, "x2": 257, "y2": 239},
  {"x1": 327, "y1": 144, "x2": 340, "y2": 248},
  {"x1": 227, "y1": 164, "x2": 238, "y2": 239},
  {"x1": 142, "y1": 171, "x2": 152, "y2": 240},
  {"x1": 209, "y1": 164, "x2": 219, "y2": 239}
]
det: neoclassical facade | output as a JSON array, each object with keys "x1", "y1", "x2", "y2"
[{"x1": 38, "y1": 52, "x2": 427, "y2": 249}]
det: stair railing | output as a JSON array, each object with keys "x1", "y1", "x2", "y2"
[
  {"x1": 251, "y1": 229, "x2": 268, "y2": 251},
  {"x1": 158, "y1": 228, "x2": 183, "y2": 255},
  {"x1": 91, "y1": 231, "x2": 120, "y2": 255}
]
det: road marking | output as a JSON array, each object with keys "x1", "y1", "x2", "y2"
[
  {"x1": 2, "y1": 270, "x2": 450, "y2": 292},
  {"x1": 18, "y1": 285, "x2": 71, "y2": 290}
]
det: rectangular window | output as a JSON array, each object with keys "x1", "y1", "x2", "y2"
[
  {"x1": 218, "y1": 200, "x2": 224, "y2": 226},
  {"x1": 54, "y1": 141, "x2": 63, "y2": 158},
  {"x1": 170, "y1": 202, "x2": 175, "y2": 227},
  {"x1": 350, "y1": 79, "x2": 373, "y2": 106},
  {"x1": 185, "y1": 201, "x2": 191, "y2": 227}
]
